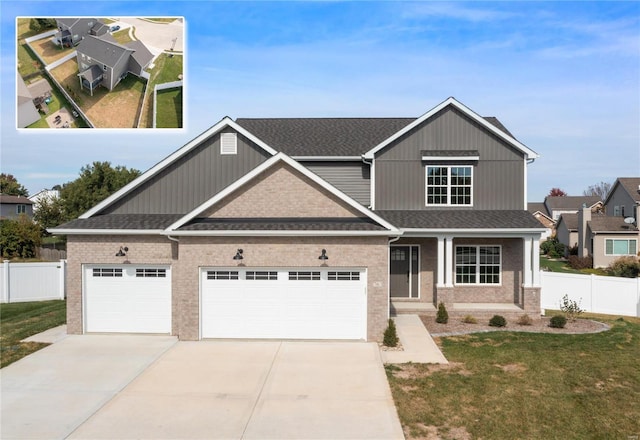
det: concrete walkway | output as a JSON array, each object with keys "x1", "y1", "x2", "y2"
[{"x1": 381, "y1": 315, "x2": 449, "y2": 364}]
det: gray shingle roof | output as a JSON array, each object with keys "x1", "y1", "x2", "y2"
[
  {"x1": 376, "y1": 210, "x2": 543, "y2": 229},
  {"x1": 26, "y1": 78, "x2": 52, "y2": 99},
  {"x1": 55, "y1": 214, "x2": 183, "y2": 230},
  {"x1": 179, "y1": 217, "x2": 388, "y2": 231},
  {"x1": 544, "y1": 196, "x2": 601, "y2": 210},
  {"x1": 527, "y1": 202, "x2": 548, "y2": 215},
  {"x1": 126, "y1": 40, "x2": 154, "y2": 73},
  {"x1": 236, "y1": 117, "x2": 514, "y2": 156},
  {"x1": 0, "y1": 194, "x2": 34, "y2": 205},
  {"x1": 589, "y1": 215, "x2": 638, "y2": 233},
  {"x1": 78, "y1": 65, "x2": 103, "y2": 82},
  {"x1": 77, "y1": 35, "x2": 132, "y2": 69},
  {"x1": 558, "y1": 213, "x2": 578, "y2": 231}
]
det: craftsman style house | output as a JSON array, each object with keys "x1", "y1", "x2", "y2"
[{"x1": 51, "y1": 97, "x2": 544, "y2": 341}]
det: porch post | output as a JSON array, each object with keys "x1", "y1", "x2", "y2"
[
  {"x1": 445, "y1": 236, "x2": 454, "y2": 287},
  {"x1": 523, "y1": 237, "x2": 532, "y2": 287},
  {"x1": 532, "y1": 236, "x2": 541, "y2": 286},
  {"x1": 436, "y1": 236, "x2": 445, "y2": 287}
]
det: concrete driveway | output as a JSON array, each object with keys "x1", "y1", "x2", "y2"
[
  {"x1": 113, "y1": 17, "x2": 184, "y2": 55},
  {"x1": 1, "y1": 337, "x2": 404, "y2": 439}
]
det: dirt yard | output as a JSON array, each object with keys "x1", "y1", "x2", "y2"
[{"x1": 30, "y1": 38, "x2": 74, "y2": 65}]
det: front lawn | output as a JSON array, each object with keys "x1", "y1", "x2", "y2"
[
  {"x1": 387, "y1": 314, "x2": 640, "y2": 439},
  {"x1": 155, "y1": 88, "x2": 183, "y2": 128},
  {"x1": 0, "y1": 300, "x2": 66, "y2": 368}
]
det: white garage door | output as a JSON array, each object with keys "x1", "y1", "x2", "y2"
[
  {"x1": 84, "y1": 265, "x2": 171, "y2": 334},
  {"x1": 201, "y1": 268, "x2": 367, "y2": 340}
]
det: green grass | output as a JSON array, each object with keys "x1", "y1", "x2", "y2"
[
  {"x1": 0, "y1": 300, "x2": 66, "y2": 368},
  {"x1": 111, "y1": 28, "x2": 133, "y2": 45},
  {"x1": 155, "y1": 88, "x2": 183, "y2": 128},
  {"x1": 140, "y1": 53, "x2": 183, "y2": 127},
  {"x1": 25, "y1": 75, "x2": 88, "y2": 129},
  {"x1": 386, "y1": 314, "x2": 640, "y2": 439},
  {"x1": 17, "y1": 43, "x2": 43, "y2": 77},
  {"x1": 540, "y1": 256, "x2": 610, "y2": 276}
]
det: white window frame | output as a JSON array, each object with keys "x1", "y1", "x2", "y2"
[
  {"x1": 605, "y1": 239, "x2": 637, "y2": 256},
  {"x1": 454, "y1": 245, "x2": 502, "y2": 285},
  {"x1": 220, "y1": 132, "x2": 238, "y2": 155},
  {"x1": 16, "y1": 204, "x2": 27, "y2": 214},
  {"x1": 425, "y1": 165, "x2": 473, "y2": 206}
]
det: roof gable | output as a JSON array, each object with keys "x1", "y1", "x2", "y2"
[
  {"x1": 604, "y1": 177, "x2": 640, "y2": 205},
  {"x1": 363, "y1": 97, "x2": 538, "y2": 160},
  {"x1": 544, "y1": 196, "x2": 602, "y2": 211}
]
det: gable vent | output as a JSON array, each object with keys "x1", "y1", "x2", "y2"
[{"x1": 220, "y1": 132, "x2": 238, "y2": 155}]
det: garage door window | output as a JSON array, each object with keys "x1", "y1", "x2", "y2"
[
  {"x1": 289, "y1": 271, "x2": 321, "y2": 280},
  {"x1": 246, "y1": 271, "x2": 277, "y2": 280},
  {"x1": 92, "y1": 268, "x2": 123, "y2": 277},
  {"x1": 136, "y1": 268, "x2": 167, "y2": 278},
  {"x1": 328, "y1": 271, "x2": 360, "y2": 281},
  {"x1": 207, "y1": 270, "x2": 239, "y2": 280}
]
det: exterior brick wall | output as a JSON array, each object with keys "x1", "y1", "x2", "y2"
[
  {"x1": 204, "y1": 163, "x2": 362, "y2": 218},
  {"x1": 175, "y1": 235, "x2": 389, "y2": 341}
]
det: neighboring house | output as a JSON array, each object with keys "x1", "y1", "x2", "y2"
[
  {"x1": 555, "y1": 213, "x2": 578, "y2": 254},
  {"x1": 29, "y1": 189, "x2": 60, "y2": 212},
  {"x1": 0, "y1": 194, "x2": 34, "y2": 220},
  {"x1": 528, "y1": 202, "x2": 554, "y2": 240},
  {"x1": 17, "y1": 75, "x2": 40, "y2": 128},
  {"x1": 50, "y1": 97, "x2": 545, "y2": 342},
  {"x1": 575, "y1": 177, "x2": 640, "y2": 268},
  {"x1": 543, "y1": 195, "x2": 602, "y2": 221},
  {"x1": 76, "y1": 35, "x2": 154, "y2": 95},
  {"x1": 55, "y1": 18, "x2": 108, "y2": 47}
]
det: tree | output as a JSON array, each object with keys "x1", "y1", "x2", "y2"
[
  {"x1": 548, "y1": 188, "x2": 567, "y2": 197},
  {"x1": 583, "y1": 181, "x2": 612, "y2": 200},
  {"x1": 34, "y1": 195, "x2": 66, "y2": 231},
  {"x1": 28, "y1": 18, "x2": 56, "y2": 33},
  {"x1": 59, "y1": 162, "x2": 141, "y2": 220},
  {"x1": 0, "y1": 174, "x2": 29, "y2": 196},
  {"x1": 0, "y1": 216, "x2": 42, "y2": 259}
]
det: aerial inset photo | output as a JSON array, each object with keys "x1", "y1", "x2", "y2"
[{"x1": 17, "y1": 17, "x2": 184, "y2": 129}]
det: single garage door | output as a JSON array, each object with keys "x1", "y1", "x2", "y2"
[
  {"x1": 84, "y1": 265, "x2": 171, "y2": 334},
  {"x1": 201, "y1": 268, "x2": 367, "y2": 340}
]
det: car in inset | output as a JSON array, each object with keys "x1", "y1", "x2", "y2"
[{"x1": 110, "y1": 25, "x2": 121, "y2": 32}]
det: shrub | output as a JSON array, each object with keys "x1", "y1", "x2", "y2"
[
  {"x1": 461, "y1": 315, "x2": 477, "y2": 324},
  {"x1": 608, "y1": 256, "x2": 640, "y2": 278},
  {"x1": 568, "y1": 244, "x2": 579, "y2": 256},
  {"x1": 550, "y1": 315, "x2": 567, "y2": 328},
  {"x1": 567, "y1": 255, "x2": 593, "y2": 270},
  {"x1": 559, "y1": 294, "x2": 584, "y2": 322},
  {"x1": 435, "y1": 302, "x2": 449, "y2": 324},
  {"x1": 0, "y1": 216, "x2": 42, "y2": 259},
  {"x1": 489, "y1": 315, "x2": 506, "y2": 327},
  {"x1": 541, "y1": 237, "x2": 565, "y2": 258},
  {"x1": 516, "y1": 314, "x2": 533, "y2": 326},
  {"x1": 383, "y1": 319, "x2": 399, "y2": 347}
]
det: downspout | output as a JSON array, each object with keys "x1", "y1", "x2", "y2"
[
  {"x1": 167, "y1": 235, "x2": 179, "y2": 260},
  {"x1": 361, "y1": 155, "x2": 374, "y2": 209}
]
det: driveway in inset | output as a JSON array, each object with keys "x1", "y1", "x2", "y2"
[{"x1": 2, "y1": 338, "x2": 404, "y2": 439}]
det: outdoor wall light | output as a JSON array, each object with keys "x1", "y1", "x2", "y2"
[
  {"x1": 233, "y1": 249, "x2": 244, "y2": 260},
  {"x1": 115, "y1": 246, "x2": 128, "y2": 257},
  {"x1": 318, "y1": 249, "x2": 328, "y2": 260}
]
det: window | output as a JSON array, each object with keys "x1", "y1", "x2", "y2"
[
  {"x1": 246, "y1": 271, "x2": 277, "y2": 280},
  {"x1": 605, "y1": 239, "x2": 637, "y2": 256},
  {"x1": 426, "y1": 166, "x2": 472, "y2": 206},
  {"x1": 92, "y1": 268, "x2": 123, "y2": 277},
  {"x1": 136, "y1": 268, "x2": 166, "y2": 278},
  {"x1": 289, "y1": 271, "x2": 321, "y2": 280},
  {"x1": 102, "y1": 64, "x2": 108, "y2": 71},
  {"x1": 220, "y1": 132, "x2": 237, "y2": 155},
  {"x1": 328, "y1": 271, "x2": 360, "y2": 281},
  {"x1": 16, "y1": 204, "x2": 26, "y2": 214},
  {"x1": 455, "y1": 246, "x2": 501, "y2": 285},
  {"x1": 613, "y1": 206, "x2": 620, "y2": 216},
  {"x1": 207, "y1": 271, "x2": 238, "y2": 280}
]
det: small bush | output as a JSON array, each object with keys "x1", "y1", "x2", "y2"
[
  {"x1": 559, "y1": 294, "x2": 584, "y2": 322},
  {"x1": 383, "y1": 319, "x2": 399, "y2": 347},
  {"x1": 541, "y1": 237, "x2": 565, "y2": 258},
  {"x1": 608, "y1": 256, "x2": 640, "y2": 278},
  {"x1": 489, "y1": 315, "x2": 506, "y2": 327},
  {"x1": 516, "y1": 314, "x2": 533, "y2": 326},
  {"x1": 461, "y1": 315, "x2": 477, "y2": 324},
  {"x1": 550, "y1": 315, "x2": 567, "y2": 328},
  {"x1": 568, "y1": 244, "x2": 579, "y2": 256},
  {"x1": 435, "y1": 302, "x2": 449, "y2": 324},
  {"x1": 567, "y1": 255, "x2": 593, "y2": 270}
]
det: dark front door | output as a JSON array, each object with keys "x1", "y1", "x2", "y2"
[{"x1": 390, "y1": 246, "x2": 419, "y2": 298}]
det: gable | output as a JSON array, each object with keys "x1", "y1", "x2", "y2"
[{"x1": 203, "y1": 162, "x2": 363, "y2": 219}]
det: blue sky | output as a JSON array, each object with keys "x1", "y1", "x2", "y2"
[{"x1": 1, "y1": 1, "x2": 638, "y2": 202}]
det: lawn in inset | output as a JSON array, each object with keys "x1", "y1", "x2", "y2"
[
  {"x1": 155, "y1": 88, "x2": 183, "y2": 128},
  {"x1": 0, "y1": 300, "x2": 66, "y2": 368},
  {"x1": 139, "y1": 53, "x2": 183, "y2": 128},
  {"x1": 387, "y1": 315, "x2": 640, "y2": 439}
]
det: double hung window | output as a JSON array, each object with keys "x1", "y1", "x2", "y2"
[
  {"x1": 426, "y1": 166, "x2": 472, "y2": 206},
  {"x1": 455, "y1": 245, "x2": 501, "y2": 285}
]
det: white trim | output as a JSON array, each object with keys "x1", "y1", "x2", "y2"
[
  {"x1": 47, "y1": 228, "x2": 164, "y2": 235},
  {"x1": 220, "y1": 132, "x2": 237, "y2": 155},
  {"x1": 444, "y1": 236, "x2": 453, "y2": 287},
  {"x1": 604, "y1": 238, "x2": 638, "y2": 256},
  {"x1": 421, "y1": 156, "x2": 479, "y2": 162},
  {"x1": 454, "y1": 244, "x2": 502, "y2": 286},
  {"x1": 436, "y1": 236, "x2": 445, "y2": 288},
  {"x1": 370, "y1": 158, "x2": 376, "y2": 209},
  {"x1": 363, "y1": 97, "x2": 539, "y2": 160},
  {"x1": 523, "y1": 157, "x2": 528, "y2": 210},
  {"x1": 165, "y1": 152, "x2": 400, "y2": 233},
  {"x1": 523, "y1": 237, "x2": 532, "y2": 287},
  {"x1": 162, "y1": 230, "x2": 399, "y2": 237},
  {"x1": 425, "y1": 165, "x2": 473, "y2": 207},
  {"x1": 401, "y1": 228, "x2": 546, "y2": 237},
  {"x1": 80, "y1": 117, "x2": 278, "y2": 219},
  {"x1": 292, "y1": 156, "x2": 362, "y2": 161}
]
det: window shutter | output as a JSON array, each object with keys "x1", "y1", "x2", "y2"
[{"x1": 220, "y1": 132, "x2": 237, "y2": 155}]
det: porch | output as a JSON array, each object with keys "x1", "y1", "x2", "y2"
[{"x1": 390, "y1": 300, "x2": 530, "y2": 321}]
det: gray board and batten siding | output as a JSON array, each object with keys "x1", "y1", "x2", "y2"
[
  {"x1": 302, "y1": 161, "x2": 371, "y2": 206},
  {"x1": 100, "y1": 128, "x2": 271, "y2": 215},
  {"x1": 374, "y1": 106, "x2": 525, "y2": 211}
]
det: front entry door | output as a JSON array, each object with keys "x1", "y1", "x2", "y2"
[{"x1": 390, "y1": 246, "x2": 419, "y2": 298}]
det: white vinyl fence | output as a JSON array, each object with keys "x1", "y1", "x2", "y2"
[
  {"x1": 540, "y1": 271, "x2": 640, "y2": 317},
  {"x1": 0, "y1": 260, "x2": 66, "y2": 303}
]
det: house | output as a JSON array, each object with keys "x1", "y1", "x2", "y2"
[
  {"x1": 555, "y1": 213, "x2": 578, "y2": 254},
  {"x1": 575, "y1": 177, "x2": 640, "y2": 268},
  {"x1": 76, "y1": 35, "x2": 154, "y2": 95},
  {"x1": 543, "y1": 195, "x2": 602, "y2": 221},
  {"x1": 17, "y1": 75, "x2": 40, "y2": 128},
  {"x1": 528, "y1": 202, "x2": 554, "y2": 240},
  {"x1": 55, "y1": 18, "x2": 108, "y2": 47},
  {"x1": 29, "y1": 189, "x2": 60, "y2": 212},
  {"x1": 50, "y1": 97, "x2": 545, "y2": 341},
  {"x1": 0, "y1": 194, "x2": 34, "y2": 220}
]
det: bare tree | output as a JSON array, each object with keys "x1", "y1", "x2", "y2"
[{"x1": 583, "y1": 181, "x2": 612, "y2": 200}]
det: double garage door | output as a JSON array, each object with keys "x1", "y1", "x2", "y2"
[
  {"x1": 84, "y1": 265, "x2": 171, "y2": 334},
  {"x1": 201, "y1": 268, "x2": 367, "y2": 340}
]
